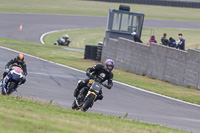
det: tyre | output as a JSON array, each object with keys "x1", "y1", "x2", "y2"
[
  {"x1": 72, "y1": 100, "x2": 79, "y2": 110},
  {"x1": 84, "y1": 54, "x2": 90, "y2": 59},
  {"x1": 1, "y1": 88, "x2": 6, "y2": 95},
  {"x1": 81, "y1": 94, "x2": 95, "y2": 112},
  {"x1": 84, "y1": 46, "x2": 91, "y2": 59},
  {"x1": 6, "y1": 82, "x2": 16, "y2": 95},
  {"x1": 119, "y1": 5, "x2": 130, "y2": 11}
]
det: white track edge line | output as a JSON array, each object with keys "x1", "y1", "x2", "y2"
[
  {"x1": 1, "y1": 45, "x2": 200, "y2": 108},
  {"x1": 40, "y1": 28, "x2": 93, "y2": 44}
]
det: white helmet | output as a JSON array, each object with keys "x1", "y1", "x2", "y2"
[{"x1": 64, "y1": 34, "x2": 69, "y2": 38}]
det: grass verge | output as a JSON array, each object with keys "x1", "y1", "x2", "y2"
[
  {"x1": 44, "y1": 28, "x2": 200, "y2": 52},
  {"x1": 1, "y1": 37, "x2": 200, "y2": 105},
  {"x1": 0, "y1": 0, "x2": 200, "y2": 21},
  {"x1": 0, "y1": 96, "x2": 188, "y2": 133}
]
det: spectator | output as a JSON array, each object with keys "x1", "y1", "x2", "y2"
[
  {"x1": 131, "y1": 32, "x2": 143, "y2": 43},
  {"x1": 168, "y1": 37, "x2": 176, "y2": 48},
  {"x1": 148, "y1": 35, "x2": 157, "y2": 45},
  {"x1": 161, "y1": 33, "x2": 169, "y2": 46},
  {"x1": 176, "y1": 33, "x2": 185, "y2": 50}
]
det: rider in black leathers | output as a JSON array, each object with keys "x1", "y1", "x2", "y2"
[
  {"x1": 73, "y1": 59, "x2": 114, "y2": 101},
  {"x1": 1, "y1": 54, "x2": 27, "y2": 85},
  {"x1": 54, "y1": 34, "x2": 71, "y2": 46}
]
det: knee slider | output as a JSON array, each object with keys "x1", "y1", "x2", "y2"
[{"x1": 77, "y1": 80, "x2": 85, "y2": 86}]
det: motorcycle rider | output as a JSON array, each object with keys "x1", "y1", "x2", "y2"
[
  {"x1": 0, "y1": 54, "x2": 27, "y2": 86},
  {"x1": 73, "y1": 59, "x2": 114, "y2": 101},
  {"x1": 54, "y1": 34, "x2": 71, "y2": 46}
]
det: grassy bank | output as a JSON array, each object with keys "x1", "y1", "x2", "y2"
[
  {"x1": 0, "y1": 0, "x2": 199, "y2": 132},
  {"x1": 0, "y1": 96, "x2": 188, "y2": 133},
  {"x1": 43, "y1": 28, "x2": 200, "y2": 50},
  {"x1": 0, "y1": 0, "x2": 200, "y2": 21},
  {"x1": 1, "y1": 38, "x2": 200, "y2": 105}
]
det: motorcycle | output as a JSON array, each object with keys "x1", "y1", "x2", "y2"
[
  {"x1": 72, "y1": 75, "x2": 108, "y2": 112},
  {"x1": 1, "y1": 65, "x2": 25, "y2": 95},
  {"x1": 54, "y1": 37, "x2": 71, "y2": 46}
]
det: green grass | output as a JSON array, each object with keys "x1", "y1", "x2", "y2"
[
  {"x1": 0, "y1": 0, "x2": 199, "y2": 132},
  {"x1": 141, "y1": 28, "x2": 200, "y2": 49},
  {"x1": 44, "y1": 28, "x2": 106, "y2": 49},
  {"x1": 1, "y1": 37, "x2": 200, "y2": 105},
  {"x1": 0, "y1": 0, "x2": 200, "y2": 21},
  {"x1": 42, "y1": 28, "x2": 200, "y2": 105},
  {"x1": 43, "y1": 28, "x2": 200, "y2": 50},
  {"x1": 0, "y1": 96, "x2": 188, "y2": 133}
]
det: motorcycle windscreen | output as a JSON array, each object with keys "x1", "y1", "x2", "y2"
[
  {"x1": 91, "y1": 81, "x2": 102, "y2": 93},
  {"x1": 13, "y1": 66, "x2": 23, "y2": 73},
  {"x1": 12, "y1": 72, "x2": 21, "y2": 79},
  {"x1": 12, "y1": 67, "x2": 23, "y2": 79}
]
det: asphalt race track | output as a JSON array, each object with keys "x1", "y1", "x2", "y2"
[
  {"x1": 1, "y1": 13, "x2": 200, "y2": 132},
  {"x1": 1, "y1": 13, "x2": 200, "y2": 43}
]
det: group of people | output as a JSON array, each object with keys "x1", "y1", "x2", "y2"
[
  {"x1": 131, "y1": 32, "x2": 185, "y2": 51},
  {"x1": 161, "y1": 33, "x2": 185, "y2": 50}
]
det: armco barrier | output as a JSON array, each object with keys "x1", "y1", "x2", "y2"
[
  {"x1": 101, "y1": 37, "x2": 200, "y2": 89},
  {"x1": 88, "y1": 0, "x2": 200, "y2": 8}
]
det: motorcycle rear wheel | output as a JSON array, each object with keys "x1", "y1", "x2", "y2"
[{"x1": 81, "y1": 94, "x2": 95, "y2": 112}]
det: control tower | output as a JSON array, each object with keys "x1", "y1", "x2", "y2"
[{"x1": 105, "y1": 5, "x2": 145, "y2": 40}]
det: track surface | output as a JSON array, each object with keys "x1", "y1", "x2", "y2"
[
  {"x1": 1, "y1": 13, "x2": 200, "y2": 43},
  {"x1": 1, "y1": 13, "x2": 200, "y2": 132}
]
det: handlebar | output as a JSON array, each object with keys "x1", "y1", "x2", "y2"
[
  {"x1": 87, "y1": 73, "x2": 95, "y2": 79},
  {"x1": 87, "y1": 73, "x2": 111, "y2": 89},
  {"x1": 8, "y1": 64, "x2": 22, "y2": 70}
]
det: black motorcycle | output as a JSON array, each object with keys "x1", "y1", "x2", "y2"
[
  {"x1": 54, "y1": 37, "x2": 71, "y2": 46},
  {"x1": 72, "y1": 76, "x2": 108, "y2": 112}
]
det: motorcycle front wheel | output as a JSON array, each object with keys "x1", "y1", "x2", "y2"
[
  {"x1": 72, "y1": 99, "x2": 79, "y2": 110},
  {"x1": 81, "y1": 94, "x2": 95, "y2": 112},
  {"x1": 7, "y1": 82, "x2": 16, "y2": 94}
]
